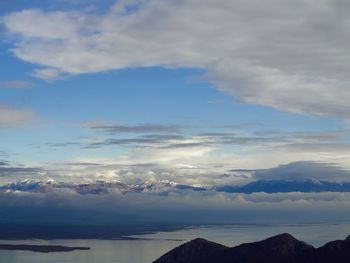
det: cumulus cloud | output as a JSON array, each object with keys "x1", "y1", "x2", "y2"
[
  {"x1": 0, "y1": 103, "x2": 35, "y2": 127},
  {"x1": 3, "y1": 0, "x2": 350, "y2": 117}
]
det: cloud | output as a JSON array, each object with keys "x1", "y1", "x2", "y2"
[
  {"x1": 81, "y1": 125, "x2": 289, "y2": 149},
  {"x1": 0, "y1": 162, "x2": 42, "y2": 181},
  {"x1": 83, "y1": 122, "x2": 183, "y2": 134},
  {"x1": 32, "y1": 127, "x2": 350, "y2": 186},
  {"x1": 0, "y1": 103, "x2": 35, "y2": 128},
  {"x1": 3, "y1": 1, "x2": 350, "y2": 117},
  {"x1": 0, "y1": 81, "x2": 33, "y2": 89},
  {"x1": 84, "y1": 136, "x2": 184, "y2": 148},
  {"x1": 0, "y1": 166, "x2": 41, "y2": 176},
  {"x1": 46, "y1": 142, "x2": 81, "y2": 148},
  {"x1": 2, "y1": 189, "x2": 350, "y2": 227},
  {"x1": 32, "y1": 68, "x2": 64, "y2": 80}
]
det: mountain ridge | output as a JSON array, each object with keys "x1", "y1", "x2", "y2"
[
  {"x1": 153, "y1": 233, "x2": 350, "y2": 263},
  {"x1": 2, "y1": 179, "x2": 350, "y2": 195}
]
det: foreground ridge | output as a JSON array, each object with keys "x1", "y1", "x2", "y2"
[{"x1": 153, "y1": 233, "x2": 350, "y2": 263}]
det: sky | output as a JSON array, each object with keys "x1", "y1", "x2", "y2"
[{"x1": 1, "y1": 0, "x2": 350, "y2": 226}]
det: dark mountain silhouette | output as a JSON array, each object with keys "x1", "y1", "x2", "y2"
[
  {"x1": 153, "y1": 238, "x2": 228, "y2": 263},
  {"x1": 153, "y1": 233, "x2": 350, "y2": 263},
  {"x1": 313, "y1": 237, "x2": 350, "y2": 263}
]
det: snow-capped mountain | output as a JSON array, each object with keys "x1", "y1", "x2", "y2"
[
  {"x1": 2, "y1": 179, "x2": 350, "y2": 195},
  {"x1": 0, "y1": 179, "x2": 206, "y2": 195},
  {"x1": 215, "y1": 179, "x2": 350, "y2": 194}
]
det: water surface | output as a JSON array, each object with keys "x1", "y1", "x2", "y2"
[{"x1": 1, "y1": 222, "x2": 350, "y2": 263}]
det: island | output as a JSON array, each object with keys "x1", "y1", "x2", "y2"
[{"x1": 0, "y1": 244, "x2": 90, "y2": 253}]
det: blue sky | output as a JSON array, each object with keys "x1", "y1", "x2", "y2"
[
  {"x1": 3, "y1": 0, "x2": 350, "y2": 227},
  {"x1": 1, "y1": 0, "x2": 350, "y2": 186}
]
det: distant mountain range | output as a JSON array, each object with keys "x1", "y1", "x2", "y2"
[
  {"x1": 153, "y1": 233, "x2": 350, "y2": 263},
  {"x1": 215, "y1": 179, "x2": 350, "y2": 194},
  {"x1": 0, "y1": 179, "x2": 205, "y2": 195},
  {"x1": 2, "y1": 179, "x2": 350, "y2": 195}
]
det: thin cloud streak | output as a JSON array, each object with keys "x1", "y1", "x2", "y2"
[
  {"x1": 83, "y1": 122, "x2": 183, "y2": 134},
  {"x1": 0, "y1": 103, "x2": 35, "y2": 128},
  {"x1": 0, "y1": 81, "x2": 34, "y2": 89}
]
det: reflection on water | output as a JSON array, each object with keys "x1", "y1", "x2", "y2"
[
  {"x1": 0, "y1": 239, "x2": 178, "y2": 263},
  {"x1": 1, "y1": 222, "x2": 350, "y2": 263}
]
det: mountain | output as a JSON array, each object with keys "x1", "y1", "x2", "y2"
[
  {"x1": 215, "y1": 179, "x2": 350, "y2": 194},
  {"x1": 153, "y1": 233, "x2": 350, "y2": 263},
  {"x1": 2, "y1": 178, "x2": 350, "y2": 195},
  {"x1": 223, "y1": 233, "x2": 314, "y2": 263},
  {"x1": 153, "y1": 238, "x2": 228, "y2": 263},
  {"x1": 0, "y1": 179, "x2": 205, "y2": 195},
  {"x1": 313, "y1": 237, "x2": 350, "y2": 263},
  {"x1": 0, "y1": 180, "x2": 132, "y2": 194}
]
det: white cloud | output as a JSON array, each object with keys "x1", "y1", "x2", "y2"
[
  {"x1": 33, "y1": 68, "x2": 64, "y2": 80},
  {"x1": 3, "y1": 0, "x2": 350, "y2": 117}
]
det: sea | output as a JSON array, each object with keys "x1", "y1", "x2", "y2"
[{"x1": 1, "y1": 222, "x2": 350, "y2": 263}]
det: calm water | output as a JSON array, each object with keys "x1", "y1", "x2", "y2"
[{"x1": 1, "y1": 223, "x2": 350, "y2": 263}]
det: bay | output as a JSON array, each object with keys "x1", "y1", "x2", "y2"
[{"x1": 1, "y1": 222, "x2": 350, "y2": 263}]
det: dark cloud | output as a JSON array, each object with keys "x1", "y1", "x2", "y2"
[
  {"x1": 127, "y1": 163, "x2": 157, "y2": 168},
  {"x1": 0, "y1": 166, "x2": 41, "y2": 176},
  {"x1": 254, "y1": 130, "x2": 350, "y2": 142},
  {"x1": 197, "y1": 132, "x2": 238, "y2": 137},
  {"x1": 0, "y1": 161, "x2": 42, "y2": 179},
  {"x1": 85, "y1": 138, "x2": 161, "y2": 148},
  {"x1": 46, "y1": 142, "x2": 81, "y2": 148},
  {"x1": 161, "y1": 142, "x2": 209, "y2": 149},
  {"x1": 0, "y1": 151, "x2": 9, "y2": 158},
  {"x1": 80, "y1": 129, "x2": 293, "y2": 150},
  {"x1": 84, "y1": 134, "x2": 185, "y2": 148},
  {"x1": 280, "y1": 142, "x2": 350, "y2": 153},
  {"x1": 55, "y1": 162, "x2": 102, "y2": 166},
  {"x1": 141, "y1": 134, "x2": 184, "y2": 140},
  {"x1": 84, "y1": 123, "x2": 183, "y2": 134},
  {"x1": 229, "y1": 168, "x2": 263, "y2": 173}
]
